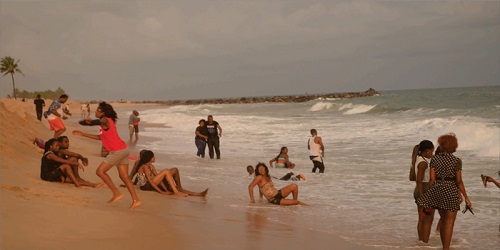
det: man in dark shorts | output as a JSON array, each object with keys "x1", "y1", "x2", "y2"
[{"x1": 205, "y1": 115, "x2": 222, "y2": 159}]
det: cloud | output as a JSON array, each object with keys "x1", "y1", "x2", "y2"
[{"x1": 0, "y1": 1, "x2": 498, "y2": 100}]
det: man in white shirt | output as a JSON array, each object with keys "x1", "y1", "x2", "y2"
[{"x1": 307, "y1": 129, "x2": 325, "y2": 173}]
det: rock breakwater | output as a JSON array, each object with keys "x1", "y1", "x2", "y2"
[{"x1": 138, "y1": 88, "x2": 380, "y2": 106}]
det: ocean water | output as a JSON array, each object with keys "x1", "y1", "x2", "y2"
[{"x1": 118, "y1": 86, "x2": 499, "y2": 249}]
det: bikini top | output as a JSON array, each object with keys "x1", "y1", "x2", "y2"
[{"x1": 259, "y1": 180, "x2": 278, "y2": 200}]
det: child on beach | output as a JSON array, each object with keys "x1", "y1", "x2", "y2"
[
  {"x1": 248, "y1": 163, "x2": 306, "y2": 205},
  {"x1": 133, "y1": 150, "x2": 208, "y2": 197},
  {"x1": 73, "y1": 102, "x2": 141, "y2": 209},
  {"x1": 40, "y1": 138, "x2": 102, "y2": 188},
  {"x1": 269, "y1": 147, "x2": 296, "y2": 169}
]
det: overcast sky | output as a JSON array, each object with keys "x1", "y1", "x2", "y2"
[{"x1": 1, "y1": 0, "x2": 498, "y2": 101}]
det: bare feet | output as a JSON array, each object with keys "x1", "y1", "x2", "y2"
[
  {"x1": 130, "y1": 200, "x2": 142, "y2": 209},
  {"x1": 201, "y1": 188, "x2": 209, "y2": 197},
  {"x1": 108, "y1": 193, "x2": 124, "y2": 203}
]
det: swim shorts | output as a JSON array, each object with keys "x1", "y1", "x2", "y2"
[
  {"x1": 48, "y1": 117, "x2": 65, "y2": 131},
  {"x1": 268, "y1": 190, "x2": 284, "y2": 205}
]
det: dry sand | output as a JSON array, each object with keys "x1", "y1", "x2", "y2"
[{"x1": 0, "y1": 98, "x2": 374, "y2": 250}]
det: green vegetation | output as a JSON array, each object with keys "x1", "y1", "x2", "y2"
[
  {"x1": 6, "y1": 87, "x2": 67, "y2": 100},
  {"x1": 1, "y1": 56, "x2": 24, "y2": 100}
]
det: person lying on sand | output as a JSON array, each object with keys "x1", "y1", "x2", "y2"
[
  {"x1": 134, "y1": 150, "x2": 208, "y2": 197},
  {"x1": 40, "y1": 138, "x2": 103, "y2": 188},
  {"x1": 248, "y1": 163, "x2": 306, "y2": 206}
]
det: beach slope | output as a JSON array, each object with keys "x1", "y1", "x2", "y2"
[{"x1": 0, "y1": 98, "x2": 373, "y2": 250}]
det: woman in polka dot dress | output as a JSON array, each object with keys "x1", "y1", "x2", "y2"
[{"x1": 417, "y1": 133, "x2": 472, "y2": 250}]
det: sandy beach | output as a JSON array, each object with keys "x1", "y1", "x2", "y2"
[{"x1": 0, "y1": 98, "x2": 374, "y2": 250}]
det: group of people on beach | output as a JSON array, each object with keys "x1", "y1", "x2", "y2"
[
  {"x1": 411, "y1": 133, "x2": 499, "y2": 250},
  {"x1": 245, "y1": 128, "x2": 326, "y2": 206},
  {"x1": 37, "y1": 96, "x2": 208, "y2": 209},
  {"x1": 195, "y1": 115, "x2": 222, "y2": 159},
  {"x1": 32, "y1": 94, "x2": 499, "y2": 248}
]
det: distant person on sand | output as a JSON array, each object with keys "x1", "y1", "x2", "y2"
[
  {"x1": 195, "y1": 119, "x2": 208, "y2": 158},
  {"x1": 57, "y1": 136, "x2": 91, "y2": 182},
  {"x1": 205, "y1": 115, "x2": 222, "y2": 159},
  {"x1": 45, "y1": 94, "x2": 71, "y2": 139},
  {"x1": 134, "y1": 150, "x2": 208, "y2": 197},
  {"x1": 417, "y1": 133, "x2": 472, "y2": 250},
  {"x1": 269, "y1": 146, "x2": 296, "y2": 169},
  {"x1": 40, "y1": 138, "x2": 102, "y2": 188},
  {"x1": 128, "y1": 110, "x2": 140, "y2": 140},
  {"x1": 248, "y1": 163, "x2": 306, "y2": 205},
  {"x1": 33, "y1": 94, "x2": 45, "y2": 121},
  {"x1": 411, "y1": 140, "x2": 435, "y2": 243},
  {"x1": 81, "y1": 103, "x2": 89, "y2": 120},
  {"x1": 73, "y1": 102, "x2": 141, "y2": 209},
  {"x1": 308, "y1": 129, "x2": 325, "y2": 173}
]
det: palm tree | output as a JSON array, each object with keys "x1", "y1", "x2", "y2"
[{"x1": 1, "y1": 56, "x2": 25, "y2": 100}]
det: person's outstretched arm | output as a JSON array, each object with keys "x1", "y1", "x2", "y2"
[
  {"x1": 248, "y1": 176, "x2": 262, "y2": 203},
  {"x1": 487, "y1": 177, "x2": 500, "y2": 188},
  {"x1": 72, "y1": 130, "x2": 101, "y2": 140}
]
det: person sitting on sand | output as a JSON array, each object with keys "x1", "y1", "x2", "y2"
[
  {"x1": 269, "y1": 146, "x2": 296, "y2": 169},
  {"x1": 57, "y1": 136, "x2": 91, "y2": 182},
  {"x1": 247, "y1": 165, "x2": 305, "y2": 181},
  {"x1": 40, "y1": 138, "x2": 102, "y2": 188},
  {"x1": 481, "y1": 172, "x2": 500, "y2": 188},
  {"x1": 135, "y1": 150, "x2": 208, "y2": 197},
  {"x1": 248, "y1": 163, "x2": 306, "y2": 205}
]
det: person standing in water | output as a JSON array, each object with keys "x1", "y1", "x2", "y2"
[
  {"x1": 205, "y1": 115, "x2": 222, "y2": 159},
  {"x1": 308, "y1": 129, "x2": 325, "y2": 173},
  {"x1": 128, "y1": 110, "x2": 140, "y2": 141},
  {"x1": 195, "y1": 119, "x2": 208, "y2": 158},
  {"x1": 73, "y1": 102, "x2": 141, "y2": 209},
  {"x1": 417, "y1": 133, "x2": 472, "y2": 250},
  {"x1": 411, "y1": 140, "x2": 435, "y2": 243}
]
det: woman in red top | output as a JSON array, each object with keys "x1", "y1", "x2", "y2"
[{"x1": 73, "y1": 102, "x2": 141, "y2": 209}]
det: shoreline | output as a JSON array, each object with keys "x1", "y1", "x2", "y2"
[{"x1": 0, "y1": 98, "x2": 375, "y2": 250}]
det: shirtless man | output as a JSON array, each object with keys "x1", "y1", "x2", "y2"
[{"x1": 308, "y1": 129, "x2": 325, "y2": 173}]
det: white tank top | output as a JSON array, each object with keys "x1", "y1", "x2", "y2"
[
  {"x1": 415, "y1": 156, "x2": 430, "y2": 182},
  {"x1": 309, "y1": 136, "x2": 321, "y2": 156}
]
